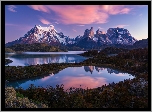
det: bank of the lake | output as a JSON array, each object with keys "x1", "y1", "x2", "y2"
[
  {"x1": 7, "y1": 66, "x2": 134, "y2": 90},
  {"x1": 5, "y1": 48, "x2": 148, "y2": 108}
]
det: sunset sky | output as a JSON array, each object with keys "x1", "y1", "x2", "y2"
[{"x1": 5, "y1": 5, "x2": 148, "y2": 43}]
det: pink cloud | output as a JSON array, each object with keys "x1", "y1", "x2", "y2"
[
  {"x1": 77, "y1": 25, "x2": 85, "y2": 26},
  {"x1": 47, "y1": 5, "x2": 109, "y2": 24},
  {"x1": 101, "y1": 5, "x2": 132, "y2": 15},
  {"x1": 28, "y1": 5, "x2": 50, "y2": 13},
  {"x1": 39, "y1": 18, "x2": 51, "y2": 25},
  {"x1": 28, "y1": 5, "x2": 133, "y2": 24},
  {"x1": 8, "y1": 5, "x2": 17, "y2": 12},
  {"x1": 61, "y1": 76, "x2": 108, "y2": 90},
  {"x1": 73, "y1": 29, "x2": 77, "y2": 32}
]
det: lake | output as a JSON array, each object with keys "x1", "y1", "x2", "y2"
[
  {"x1": 7, "y1": 66, "x2": 134, "y2": 90},
  {"x1": 5, "y1": 51, "x2": 87, "y2": 66}
]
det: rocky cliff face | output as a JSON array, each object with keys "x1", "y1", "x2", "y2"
[
  {"x1": 84, "y1": 27, "x2": 137, "y2": 45},
  {"x1": 106, "y1": 27, "x2": 137, "y2": 45},
  {"x1": 74, "y1": 27, "x2": 137, "y2": 49}
]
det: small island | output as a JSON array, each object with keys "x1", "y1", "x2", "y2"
[{"x1": 5, "y1": 59, "x2": 13, "y2": 65}]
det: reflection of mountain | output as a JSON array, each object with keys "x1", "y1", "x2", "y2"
[
  {"x1": 107, "y1": 68, "x2": 120, "y2": 74},
  {"x1": 84, "y1": 66, "x2": 94, "y2": 74},
  {"x1": 62, "y1": 76, "x2": 108, "y2": 90},
  {"x1": 24, "y1": 57, "x2": 60, "y2": 65},
  {"x1": 8, "y1": 54, "x2": 87, "y2": 65},
  {"x1": 95, "y1": 67, "x2": 105, "y2": 72},
  {"x1": 84, "y1": 66, "x2": 125, "y2": 74}
]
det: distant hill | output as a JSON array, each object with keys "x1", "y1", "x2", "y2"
[{"x1": 133, "y1": 38, "x2": 148, "y2": 48}]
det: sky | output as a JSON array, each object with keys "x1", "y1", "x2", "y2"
[{"x1": 5, "y1": 5, "x2": 148, "y2": 43}]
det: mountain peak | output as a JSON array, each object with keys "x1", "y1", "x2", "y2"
[{"x1": 5, "y1": 26, "x2": 138, "y2": 48}]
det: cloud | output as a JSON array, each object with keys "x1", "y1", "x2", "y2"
[
  {"x1": 28, "y1": 5, "x2": 133, "y2": 24},
  {"x1": 55, "y1": 22, "x2": 59, "y2": 24},
  {"x1": 61, "y1": 76, "x2": 108, "y2": 90},
  {"x1": 77, "y1": 25, "x2": 85, "y2": 26},
  {"x1": 101, "y1": 5, "x2": 132, "y2": 15},
  {"x1": 73, "y1": 29, "x2": 77, "y2": 32},
  {"x1": 116, "y1": 24, "x2": 129, "y2": 28},
  {"x1": 98, "y1": 27, "x2": 104, "y2": 29},
  {"x1": 47, "y1": 5, "x2": 109, "y2": 24},
  {"x1": 28, "y1": 5, "x2": 50, "y2": 13},
  {"x1": 39, "y1": 18, "x2": 51, "y2": 25},
  {"x1": 8, "y1": 5, "x2": 17, "y2": 12}
]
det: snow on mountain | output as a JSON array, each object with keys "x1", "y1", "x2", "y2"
[
  {"x1": 5, "y1": 25, "x2": 137, "y2": 47},
  {"x1": 6, "y1": 25, "x2": 71, "y2": 46}
]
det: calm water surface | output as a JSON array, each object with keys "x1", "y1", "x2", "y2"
[
  {"x1": 5, "y1": 51, "x2": 87, "y2": 66},
  {"x1": 7, "y1": 66, "x2": 134, "y2": 90}
]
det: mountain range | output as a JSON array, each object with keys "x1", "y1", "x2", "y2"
[{"x1": 5, "y1": 25, "x2": 147, "y2": 49}]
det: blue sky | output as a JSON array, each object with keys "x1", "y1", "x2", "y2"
[{"x1": 5, "y1": 5, "x2": 148, "y2": 43}]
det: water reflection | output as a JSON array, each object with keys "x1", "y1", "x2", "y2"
[
  {"x1": 84, "y1": 66, "x2": 126, "y2": 74},
  {"x1": 61, "y1": 76, "x2": 108, "y2": 90},
  {"x1": 5, "y1": 52, "x2": 88, "y2": 66},
  {"x1": 8, "y1": 66, "x2": 134, "y2": 90}
]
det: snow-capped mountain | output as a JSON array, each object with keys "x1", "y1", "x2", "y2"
[
  {"x1": 74, "y1": 27, "x2": 137, "y2": 46},
  {"x1": 5, "y1": 25, "x2": 137, "y2": 47},
  {"x1": 106, "y1": 27, "x2": 137, "y2": 45},
  {"x1": 6, "y1": 25, "x2": 72, "y2": 47}
]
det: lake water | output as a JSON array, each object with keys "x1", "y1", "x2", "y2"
[
  {"x1": 5, "y1": 51, "x2": 87, "y2": 66},
  {"x1": 7, "y1": 66, "x2": 134, "y2": 90}
]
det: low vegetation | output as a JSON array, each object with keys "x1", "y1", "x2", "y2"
[
  {"x1": 5, "y1": 48, "x2": 15, "y2": 53},
  {"x1": 5, "y1": 87, "x2": 48, "y2": 108},
  {"x1": 6, "y1": 43, "x2": 85, "y2": 52},
  {"x1": 5, "y1": 47, "x2": 148, "y2": 108}
]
